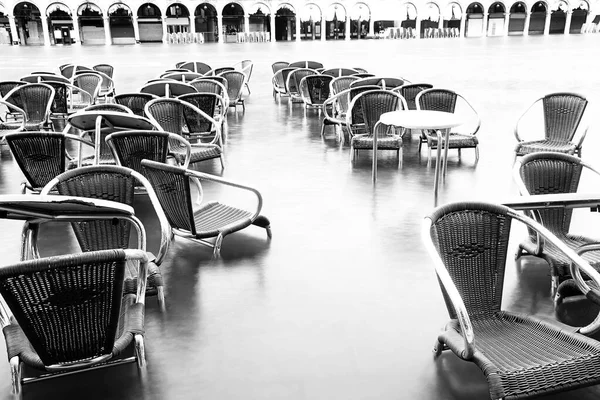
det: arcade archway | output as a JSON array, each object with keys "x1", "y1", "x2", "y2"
[
  {"x1": 78, "y1": 2, "x2": 104, "y2": 44},
  {"x1": 137, "y1": 3, "x2": 162, "y2": 42},
  {"x1": 465, "y1": 2, "x2": 484, "y2": 37},
  {"x1": 14, "y1": 2, "x2": 44, "y2": 45},
  {"x1": 508, "y1": 2, "x2": 526, "y2": 34},
  {"x1": 195, "y1": 3, "x2": 217, "y2": 42},
  {"x1": 108, "y1": 3, "x2": 134, "y2": 44},
  {"x1": 46, "y1": 2, "x2": 73, "y2": 44},
  {"x1": 274, "y1": 4, "x2": 295, "y2": 41}
]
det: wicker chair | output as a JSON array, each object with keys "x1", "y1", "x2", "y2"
[
  {"x1": 289, "y1": 61, "x2": 324, "y2": 69},
  {"x1": 286, "y1": 68, "x2": 318, "y2": 103},
  {"x1": 395, "y1": 83, "x2": 434, "y2": 110},
  {"x1": 179, "y1": 61, "x2": 212, "y2": 75},
  {"x1": 141, "y1": 159, "x2": 271, "y2": 258},
  {"x1": 113, "y1": 93, "x2": 158, "y2": 117},
  {"x1": 161, "y1": 71, "x2": 204, "y2": 83},
  {"x1": 514, "y1": 92, "x2": 588, "y2": 159},
  {"x1": 513, "y1": 152, "x2": 600, "y2": 295},
  {"x1": 272, "y1": 67, "x2": 296, "y2": 98},
  {"x1": 72, "y1": 73, "x2": 102, "y2": 107},
  {"x1": 139, "y1": 80, "x2": 197, "y2": 98},
  {"x1": 189, "y1": 79, "x2": 229, "y2": 108},
  {"x1": 321, "y1": 68, "x2": 360, "y2": 77},
  {"x1": 0, "y1": 83, "x2": 55, "y2": 131},
  {"x1": 106, "y1": 130, "x2": 191, "y2": 171},
  {"x1": 423, "y1": 201, "x2": 600, "y2": 399},
  {"x1": 59, "y1": 64, "x2": 93, "y2": 79},
  {"x1": 84, "y1": 103, "x2": 132, "y2": 113},
  {"x1": 4, "y1": 131, "x2": 93, "y2": 193},
  {"x1": 343, "y1": 85, "x2": 387, "y2": 140},
  {"x1": 416, "y1": 88, "x2": 481, "y2": 160},
  {"x1": 0, "y1": 249, "x2": 149, "y2": 397},
  {"x1": 233, "y1": 59, "x2": 253, "y2": 95},
  {"x1": 219, "y1": 70, "x2": 246, "y2": 111},
  {"x1": 299, "y1": 75, "x2": 333, "y2": 109},
  {"x1": 145, "y1": 98, "x2": 223, "y2": 168},
  {"x1": 271, "y1": 61, "x2": 289, "y2": 74},
  {"x1": 178, "y1": 92, "x2": 227, "y2": 136},
  {"x1": 0, "y1": 100, "x2": 25, "y2": 136},
  {"x1": 93, "y1": 63, "x2": 114, "y2": 78},
  {"x1": 321, "y1": 86, "x2": 360, "y2": 143},
  {"x1": 41, "y1": 165, "x2": 171, "y2": 306},
  {"x1": 346, "y1": 89, "x2": 407, "y2": 160}
]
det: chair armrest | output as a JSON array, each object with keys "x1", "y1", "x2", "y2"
[
  {"x1": 0, "y1": 100, "x2": 26, "y2": 132},
  {"x1": 457, "y1": 94, "x2": 481, "y2": 135},
  {"x1": 322, "y1": 89, "x2": 349, "y2": 121},
  {"x1": 509, "y1": 208, "x2": 600, "y2": 335},
  {"x1": 124, "y1": 249, "x2": 149, "y2": 304},
  {"x1": 514, "y1": 97, "x2": 541, "y2": 143},
  {"x1": 422, "y1": 218, "x2": 475, "y2": 359},
  {"x1": 574, "y1": 123, "x2": 589, "y2": 150},
  {"x1": 184, "y1": 169, "x2": 264, "y2": 221}
]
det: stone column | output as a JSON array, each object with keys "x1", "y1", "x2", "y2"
[
  {"x1": 357, "y1": 18, "x2": 361, "y2": 39},
  {"x1": 459, "y1": 16, "x2": 466, "y2": 37},
  {"x1": 415, "y1": 18, "x2": 421, "y2": 38},
  {"x1": 132, "y1": 16, "x2": 140, "y2": 43},
  {"x1": 104, "y1": 16, "x2": 111, "y2": 45},
  {"x1": 311, "y1": 20, "x2": 315, "y2": 40},
  {"x1": 321, "y1": 16, "x2": 326, "y2": 40},
  {"x1": 270, "y1": 14, "x2": 275, "y2": 41},
  {"x1": 564, "y1": 10, "x2": 572, "y2": 34},
  {"x1": 523, "y1": 11, "x2": 530, "y2": 35},
  {"x1": 72, "y1": 15, "x2": 80, "y2": 43},
  {"x1": 543, "y1": 12, "x2": 551, "y2": 35},
  {"x1": 162, "y1": 16, "x2": 168, "y2": 42},
  {"x1": 504, "y1": 13, "x2": 510, "y2": 35},
  {"x1": 369, "y1": 18, "x2": 374, "y2": 36},
  {"x1": 295, "y1": 15, "x2": 301, "y2": 41},
  {"x1": 8, "y1": 16, "x2": 19, "y2": 45},
  {"x1": 217, "y1": 13, "x2": 223, "y2": 42},
  {"x1": 41, "y1": 17, "x2": 51, "y2": 46},
  {"x1": 344, "y1": 16, "x2": 350, "y2": 40},
  {"x1": 189, "y1": 16, "x2": 196, "y2": 34},
  {"x1": 244, "y1": 14, "x2": 250, "y2": 34},
  {"x1": 483, "y1": 12, "x2": 489, "y2": 36}
]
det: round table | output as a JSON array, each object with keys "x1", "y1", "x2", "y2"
[{"x1": 374, "y1": 110, "x2": 464, "y2": 205}]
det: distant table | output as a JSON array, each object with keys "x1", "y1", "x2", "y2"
[
  {"x1": 503, "y1": 193, "x2": 600, "y2": 211},
  {"x1": 374, "y1": 110, "x2": 463, "y2": 205},
  {"x1": 140, "y1": 80, "x2": 197, "y2": 98}
]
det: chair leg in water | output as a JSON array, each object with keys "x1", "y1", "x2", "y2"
[{"x1": 253, "y1": 215, "x2": 272, "y2": 238}]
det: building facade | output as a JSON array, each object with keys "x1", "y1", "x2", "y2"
[{"x1": 0, "y1": 0, "x2": 597, "y2": 45}]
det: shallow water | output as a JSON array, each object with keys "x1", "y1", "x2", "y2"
[{"x1": 1, "y1": 35, "x2": 600, "y2": 399}]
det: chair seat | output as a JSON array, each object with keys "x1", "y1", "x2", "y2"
[
  {"x1": 440, "y1": 311, "x2": 600, "y2": 399},
  {"x1": 519, "y1": 233, "x2": 600, "y2": 278},
  {"x1": 123, "y1": 254, "x2": 163, "y2": 297},
  {"x1": 351, "y1": 134, "x2": 402, "y2": 150},
  {"x1": 515, "y1": 140, "x2": 577, "y2": 156},
  {"x1": 192, "y1": 201, "x2": 253, "y2": 238},
  {"x1": 3, "y1": 294, "x2": 143, "y2": 372},
  {"x1": 172, "y1": 146, "x2": 222, "y2": 164},
  {"x1": 424, "y1": 132, "x2": 479, "y2": 149}
]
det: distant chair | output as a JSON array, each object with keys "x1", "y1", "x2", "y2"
[
  {"x1": 114, "y1": 93, "x2": 158, "y2": 117},
  {"x1": 351, "y1": 76, "x2": 408, "y2": 90},
  {"x1": 72, "y1": 72, "x2": 102, "y2": 106},
  {"x1": 395, "y1": 83, "x2": 434, "y2": 110},
  {"x1": 299, "y1": 75, "x2": 333, "y2": 109},
  {"x1": 416, "y1": 88, "x2": 480, "y2": 160},
  {"x1": 285, "y1": 68, "x2": 318, "y2": 103},
  {"x1": 179, "y1": 61, "x2": 212, "y2": 75},
  {"x1": 178, "y1": 92, "x2": 228, "y2": 138},
  {"x1": 513, "y1": 152, "x2": 600, "y2": 296},
  {"x1": 141, "y1": 159, "x2": 272, "y2": 258},
  {"x1": 234, "y1": 59, "x2": 253, "y2": 95},
  {"x1": 289, "y1": 61, "x2": 324, "y2": 69},
  {"x1": 272, "y1": 61, "x2": 289, "y2": 74},
  {"x1": 0, "y1": 83, "x2": 55, "y2": 131},
  {"x1": 219, "y1": 70, "x2": 246, "y2": 111},
  {"x1": 321, "y1": 68, "x2": 360, "y2": 78},
  {"x1": 423, "y1": 200, "x2": 600, "y2": 400},
  {"x1": 0, "y1": 249, "x2": 149, "y2": 397},
  {"x1": 161, "y1": 71, "x2": 204, "y2": 83},
  {"x1": 272, "y1": 67, "x2": 296, "y2": 98},
  {"x1": 514, "y1": 92, "x2": 588, "y2": 159},
  {"x1": 346, "y1": 89, "x2": 407, "y2": 160},
  {"x1": 145, "y1": 97, "x2": 224, "y2": 167},
  {"x1": 140, "y1": 80, "x2": 197, "y2": 98}
]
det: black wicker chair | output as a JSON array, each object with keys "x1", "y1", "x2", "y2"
[
  {"x1": 299, "y1": 75, "x2": 333, "y2": 109},
  {"x1": 424, "y1": 201, "x2": 600, "y2": 399},
  {"x1": 0, "y1": 83, "x2": 55, "y2": 131},
  {"x1": 114, "y1": 93, "x2": 158, "y2": 117},
  {"x1": 0, "y1": 249, "x2": 149, "y2": 397}
]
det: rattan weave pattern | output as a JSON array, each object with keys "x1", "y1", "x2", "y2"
[
  {"x1": 114, "y1": 93, "x2": 157, "y2": 117},
  {"x1": 220, "y1": 71, "x2": 245, "y2": 106},
  {"x1": 398, "y1": 83, "x2": 433, "y2": 110},
  {"x1": 515, "y1": 140, "x2": 577, "y2": 156},
  {"x1": 543, "y1": 93, "x2": 587, "y2": 143},
  {"x1": 3, "y1": 84, "x2": 54, "y2": 130},
  {"x1": 302, "y1": 75, "x2": 333, "y2": 105},
  {"x1": 107, "y1": 131, "x2": 170, "y2": 175},
  {"x1": 192, "y1": 202, "x2": 253, "y2": 238}
]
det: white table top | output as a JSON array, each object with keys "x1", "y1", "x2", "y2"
[{"x1": 378, "y1": 110, "x2": 463, "y2": 130}]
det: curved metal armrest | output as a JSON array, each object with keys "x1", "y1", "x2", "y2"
[
  {"x1": 182, "y1": 101, "x2": 222, "y2": 146},
  {"x1": 124, "y1": 249, "x2": 150, "y2": 304},
  {"x1": 322, "y1": 88, "x2": 351, "y2": 121},
  {"x1": 66, "y1": 83, "x2": 94, "y2": 109},
  {"x1": 0, "y1": 100, "x2": 26, "y2": 132},
  {"x1": 509, "y1": 208, "x2": 600, "y2": 335},
  {"x1": 421, "y1": 218, "x2": 475, "y2": 359},
  {"x1": 168, "y1": 134, "x2": 192, "y2": 169},
  {"x1": 574, "y1": 123, "x2": 589, "y2": 149},
  {"x1": 184, "y1": 169, "x2": 264, "y2": 220},
  {"x1": 514, "y1": 97, "x2": 542, "y2": 142},
  {"x1": 457, "y1": 94, "x2": 481, "y2": 135}
]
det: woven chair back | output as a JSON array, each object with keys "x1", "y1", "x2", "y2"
[
  {"x1": 199, "y1": 76, "x2": 229, "y2": 91},
  {"x1": 6, "y1": 83, "x2": 54, "y2": 126},
  {"x1": 289, "y1": 61, "x2": 323, "y2": 69},
  {"x1": 238, "y1": 60, "x2": 253, "y2": 82},
  {"x1": 271, "y1": 61, "x2": 289, "y2": 74},
  {"x1": 0, "y1": 250, "x2": 127, "y2": 365},
  {"x1": 84, "y1": 104, "x2": 132, "y2": 114},
  {"x1": 351, "y1": 77, "x2": 406, "y2": 90},
  {"x1": 141, "y1": 159, "x2": 197, "y2": 234},
  {"x1": 417, "y1": 89, "x2": 458, "y2": 113},
  {"x1": 331, "y1": 76, "x2": 359, "y2": 96},
  {"x1": 518, "y1": 152, "x2": 583, "y2": 237},
  {"x1": 220, "y1": 71, "x2": 245, "y2": 103},
  {"x1": 355, "y1": 90, "x2": 406, "y2": 137},
  {"x1": 73, "y1": 73, "x2": 101, "y2": 100},
  {"x1": 0, "y1": 81, "x2": 25, "y2": 100},
  {"x1": 114, "y1": 93, "x2": 157, "y2": 117},
  {"x1": 427, "y1": 202, "x2": 512, "y2": 320},
  {"x1": 178, "y1": 93, "x2": 218, "y2": 133},
  {"x1": 161, "y1": 72, "x2": 204, "y2": 83},
  {"x1": 348, "y1": 85, "x2": 381, "y2": 128},
  {"x1": 106, "y1": 130, "x2": 171, "y2": 176},
  {"x1": 214, "y1": 67, "x2": 235, "y2": 76},
  {"x1": 93, "y1": 64, "x2": 114, "y2": 78},
  {"x1": 180, "y1": 61, "x2": 212, "y2": 75},
  {"x1": 542, "y1": 93, "x2": 587, "y2": 142},
  {"x1": 287, "y1": 68, "x2": 317, "y2": 96},
  {"x1": 189, "y1": 80, "x2": 226, "y2": 98},
  {"x1": 145, "y1": 98, "x2": 186, "y2": 136},
  {"x1": 44, "y1": 81, "x2": 69, "y2": 114},
  {"x1": 398, "y1": 83, "x2": 434, "y2": 110},
  {"x1": 5, "y1": 132, "x2": 66, "y2": 191},
  {"x1": 275, "y1": 68, "x2": 295, "y2": 93},
  {"x1": 302, "y1": 75, "x2": 333, "y2": 105},
  {"x1": 54, "y1": 166, "x2": 136, "y2": 251}
]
